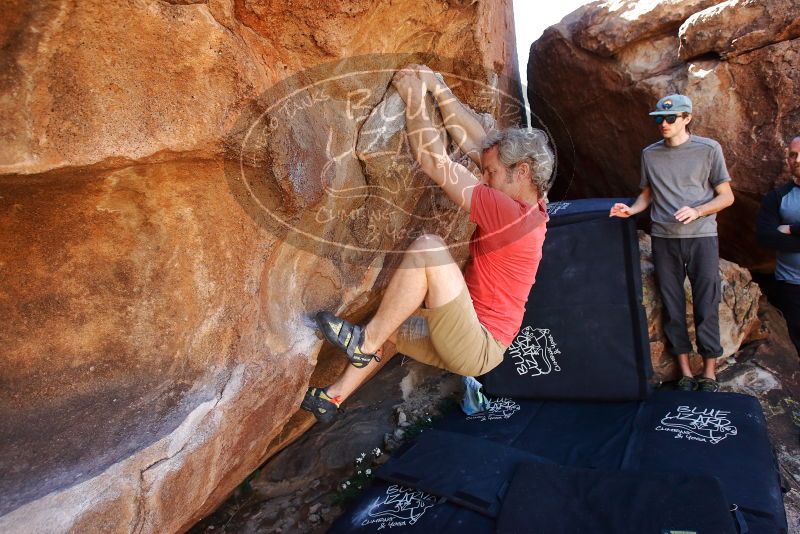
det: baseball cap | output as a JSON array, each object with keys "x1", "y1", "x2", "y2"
[{"x1": 649, "y1": 94, "x2": 692, "y2": 116}]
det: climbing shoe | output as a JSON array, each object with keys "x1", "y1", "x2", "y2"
[
  {"x1": 301, "y1": 387, "x2": 341, "y2": 424},
  {"x1": 314, "y1": 311, "x2": 380, "y2": 368},
  {"x1": 676, "y1": 376, "x2": 698, "y2": 392},
  {"x1": 697, "y1": 377, "x2": 720, "y2": 393}
]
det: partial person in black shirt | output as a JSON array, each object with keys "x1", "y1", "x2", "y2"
[{"x1": 756, "y1": 135, "x2": 800, "y2": 356}]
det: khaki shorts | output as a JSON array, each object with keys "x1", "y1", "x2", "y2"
[{"x1": 395, "y1": 287, "x2": 507, "y2": 376}]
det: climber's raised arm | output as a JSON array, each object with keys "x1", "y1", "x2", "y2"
[
  {"x1": 413, "y1": 64, "x2": 488, "y2": 167},
  {"x1": 392, "y1": 69, "x2": 479, "y2": 213}
]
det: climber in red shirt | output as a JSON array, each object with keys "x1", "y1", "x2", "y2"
[{"x1": 302, "y1": 65, "x2": 554, "y2": 422}]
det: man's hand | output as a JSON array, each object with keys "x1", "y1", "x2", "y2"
[
  {"x1": 609, "y1": 203, "x2": 633, "y2": 218},
  {"x1": 779, "y1": 224, "x2": 792, "y2": 235},
  {"x1": 674, "y1": 206, "x2": 701, "y2": 224},
  {"x1": 392, "y1": 69, "x2": 425, "y2": 104},
  {"x1": 413, "y1": 64, "x2": 445, "y2": 95}
]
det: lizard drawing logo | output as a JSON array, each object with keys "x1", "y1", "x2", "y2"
[
  {"x1": 508, "y1": 326, "x2": 562, "y2": 377},
  {"x1": 466, "y1": 397, "x2": 521, "y2": 422},
  {"x1": 656, "y1": 406, "x2": 738, "y2": 444},
  {"x1": 364, "y1": 485, "x2": 435, "y2": 527}
]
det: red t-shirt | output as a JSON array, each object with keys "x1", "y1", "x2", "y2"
[{"x1": 465, "y1": 185, "x2": 548, "y2": 346}]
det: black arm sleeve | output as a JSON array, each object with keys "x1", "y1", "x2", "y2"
[{"x1": 756, "y1": 189, "x2": 800, "y2": 252}]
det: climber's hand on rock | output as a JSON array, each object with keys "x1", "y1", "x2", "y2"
[
  {"x1": 609, "y1": 203, "x2": 632, "y2": 218},
  {"x1": 414, "y1": 64, "x2": 445, "y2": 94},
  {"x1": 392, "y1": 69, "x2": 423, "y2": 103}
]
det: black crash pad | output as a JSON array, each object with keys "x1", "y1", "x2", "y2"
[
  {"x1": 436, "y1": 396, "x2": 640, "y2": 469},
  {"x1": 376, "y1": 430, "x2": 553, "y2": 517},
  {"x1": 497, "y1": 462, "x2": 737, "y2": 534},
  {"x1": 436, "y1": 391, "x2": 787, "y2": 532},
  {"x1": 331, "y1": 383, "x2": 785, "y2": 531},
  {"x1": 327, "y1": 481, "x2": 492, "y2": 534},
  {"x1": 626, "y1": 391, "x2": 787, "y2": 533},
  {"x1": 481, "y1": 198, "x2": 652, "y2": 401}
]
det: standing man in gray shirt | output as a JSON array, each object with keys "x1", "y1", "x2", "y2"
[
  {"x1": 756, "y1": 135, "x2": 800, "y2": 357},
  {"x1": 610, "y1": 94, "x2": 734, "y2": 392}
]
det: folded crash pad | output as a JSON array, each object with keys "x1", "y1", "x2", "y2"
[
  {"x1": 327, "y1": 481, "x2": 492, "y2": 534},
  {"x1": 376, "y1": 430, "x2": 553, "y2": 517}
]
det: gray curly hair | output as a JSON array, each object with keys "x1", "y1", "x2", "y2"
[{"x1": 482, "y1": 127, "x2": 555, "y2": 197}]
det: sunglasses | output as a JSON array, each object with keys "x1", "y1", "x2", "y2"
[{"x1": 653, "y1": 115, "x2": 679, "y2": 125}]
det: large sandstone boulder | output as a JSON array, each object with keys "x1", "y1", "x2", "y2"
[
  {"x1": 0, "y1": 1, "x2": 522, "y2": 532},
  {"x1": 528, "y1": 0, "x2": 800, "y2": 269},
  {"x1": 679, "y1": 0, "x2": 800, "y2": 60}
]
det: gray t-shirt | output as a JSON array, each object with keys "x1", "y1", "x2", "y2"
[{"x1": 640, "y1": 135, "x2": 731, "y2": 238}]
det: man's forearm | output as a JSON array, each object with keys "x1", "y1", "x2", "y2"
[
  {"x1": 628, "y1": 188, "x2": 653, "y2": 215},
  {"x1": 429, "y1": 82, "x2": 486, "y2": 162},
  {"x1": 401, "y1": 87, "x2": 480, "y2": 212},
  {"x1": 405, "y1": 93, "x2": 449, "y2": 187},
  {"x1": 756, "y1": 192, "x2": 800, "y2": 252},
  {"x1": 696, "y1": 189, "x2": 734, "y2": 217}
]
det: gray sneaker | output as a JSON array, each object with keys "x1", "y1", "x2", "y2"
[
  {"x1": 677, "y1": 376, "x2": 698, "y2": 391},
  {"x1": 697, "y1": 377, "x2": 720, "y2": 392}
]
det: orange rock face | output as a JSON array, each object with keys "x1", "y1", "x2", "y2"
[
  {"x1": 528, "y1": 0, "x2": 800, "y2": 269},
  {"x1": 0, "y1": 1, "x2": 521, "y2": 532},
  {"x1": 679, "y1": 0, "x2": 800, "y2": 60}
]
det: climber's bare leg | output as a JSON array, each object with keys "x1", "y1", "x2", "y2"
[{"x1": 325, "y1": 234, "x2": 465, "y2": 402}]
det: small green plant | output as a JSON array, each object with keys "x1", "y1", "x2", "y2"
[
  {"x1": 333, "y1": 447, "x2": 382, "y2": 506},
  {"x1": 233, "y1": 466, "x2": 261, "y2": 496},
  {"x1": 782, "y1": 397, "x2": 800, "y2": 428},
  {"x1": 401, "y1": 397, "x2": 459, "y2": 440},
  {"x1": 332, "y1": 397, "x2": 459, "y2": 506},
  {"x1": 402, "y1": 413, "x2": 434, "y2": 441}
]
